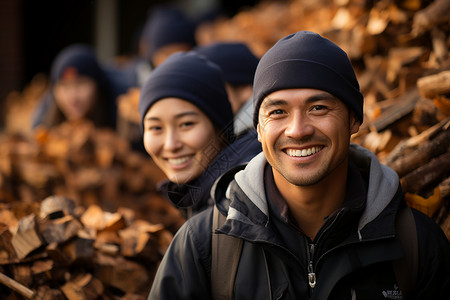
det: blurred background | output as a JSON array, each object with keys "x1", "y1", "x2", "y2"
[
  {"x1": 0, "y1": 0, "x2": 263, "y2": 128},
  {"x1": 0, "y1": 0, "x2": 448, "y2": 298}
]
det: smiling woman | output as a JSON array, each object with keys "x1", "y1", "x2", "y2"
[
  {"x1": 139, "y1": 51, "x2": 261, "y2": 218},
  {"x1": 143, "y1": 98, "x2": 223, "y2": 184}
]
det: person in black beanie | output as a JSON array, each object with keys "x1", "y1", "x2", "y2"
[
  {"x1": 139, "y1": 51, "x2": 261, "y2": 219},
  {"x1": 195, "y1": 42, "x2": 259, "y2": 136},
  {"x1": 141, "y1": 5, "x2": 197, "y2": 68},
  {"x1": 32, "y1": 44, "x2": 119, "y2": 130},
  {"x1": 147, "y1": 31, "x2": 450, "y2": 300}
]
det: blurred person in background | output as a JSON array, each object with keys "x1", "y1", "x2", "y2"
[
  {"x1": 195, "y1": 42, "x2": 259, "y2": 137},
  {"x1": 125, "y1": 5, "x2": 197, "y2": 87},
  {"x1": 139, "y1": 51, "x2": 260, "y2": 219},
  {"x1": 32, "y1": 44, "x2": 122, "y2": 130}
]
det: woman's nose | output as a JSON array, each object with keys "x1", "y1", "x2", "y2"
[{"x1": 163, "y1": 128, "x2": 182, "y2": 151}]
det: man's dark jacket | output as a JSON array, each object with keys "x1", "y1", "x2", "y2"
[{"x1": 148, "y1": 144, "x2": 450, "y2": 299}]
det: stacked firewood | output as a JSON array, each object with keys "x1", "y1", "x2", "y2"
[
  {"x1": 1, "y1": 110, "x2": 184, "y2": 298},
  {"x1": 1, "y1": 0, "x2": 450, "y2": 299},
  {"x1": 0, "y1": 195, "x2": 174, "y2": 299}
]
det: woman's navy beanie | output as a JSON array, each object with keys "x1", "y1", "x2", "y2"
[
  {"x1": 253, "y1": 31, "x2": 364, "y2": 127},
  {"x1": 139, "y1": 51, "x2": 234, "y2": 141},
  {"x1": 51, "y1": 44, "x2": 108, "y2": 89}
]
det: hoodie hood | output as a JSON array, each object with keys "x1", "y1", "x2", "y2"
[{"x1": 215, "y1": 143, "x2": 401, "y2": 240}]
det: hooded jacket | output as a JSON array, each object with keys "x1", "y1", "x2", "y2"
[{"x1": 148, "y1": 144, "x2": 450, "y2": 299}]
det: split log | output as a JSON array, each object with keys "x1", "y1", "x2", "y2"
[
  {"x1": 370, "y1": 88, "x2": 420, "y2": 132},
  {"x1": 11, "y1": 264, "x2": 32, "y2": 290},
  {"x1": 0, "y1": 271, "x2": 35, "y2": 299},
  {"x1": 31, "y1": 259, "x2": 66, "y2": 285},
  {"x1": 438, "y1": 176, "x2": 450, "y2": 200},
  {"x1": 400, "y1": 151, "x2": 450, "y2": 195},
  {"x1": 388, "y1": 126, "x2": 450, "y2": 177},
  {"x1": 39, "y1": 195, "x2": 76, "y2": 220},
  {"x1": 60, "y1": 235, "x2": 95, "y2": 265},
  {"x1": 433, "y1": 96, "x2": 450, "y2": 116},
  {"x1": 11, "y1": 214, "x2": 44, "y2": 259},
  {"x1": 33, "y1": 285, "x2": 66, "y2": 300},
  {"x1": 405, "y1": 187, "x2": 442, "y2": 218},
  {"x1": 94, "y1": 252, "x2": 150, "y2": 295},
  {"x1": 80, "y1": 205, "x2": 106, "y2": 231},
  {"x1": 80, "y1": 204, "x2": 128, "y2": 232},
  {"x1": 387, "y1": 47, "x2": 427, "y2": 83},
  {"x1": 39, "y1": 215, "x2": 83, "y2": 245},
  {"x1": 411, "y1": 0, "x2": 450, "y2": 37},
  {"x1": 0, "y1": 223, "x2": 17, "y2": 264},
  {"x1": 61, "y1": 273, "x2": 103, "y2": 300},
  {"x1": 383, "y1": 117, "x2": 450, "y2": 165},
  {"x1": 119, "y1": 220, "x2": 170, "y2": 262},
  {"x1": 417, "y1": 70, "x2": 450, "y2": 99},
  {"x1": 430, "y1": 27, "x2": 449, "y2": 64}
]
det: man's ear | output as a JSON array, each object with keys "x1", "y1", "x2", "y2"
[
  {"x1": 350, "y1": 111, "x2": 360, "y2": 135},
  {"x1": 257, "y1": 123, "x2": 262, "y2": 142}
]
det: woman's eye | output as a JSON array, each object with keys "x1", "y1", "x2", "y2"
[
  {"x1": 147, "y1": 125, "x2": 162, "y2": 132},
  {"x1": 180, "y1": 121, "x2": 195, "y2": 128}
]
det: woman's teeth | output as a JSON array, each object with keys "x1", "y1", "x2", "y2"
[
  {"x1": 286, "y1": 146, "x2": 322, "y2": 157},
  {"x1": 168, "y1": 156, "x2": 190, "y2": 165}
]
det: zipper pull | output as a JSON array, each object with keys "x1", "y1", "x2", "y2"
[
  {"x1": 307, "y1": 244, "x2": 316, "y2": 289},
  {"x1": 308, "y1": 262, "x2": 316, "y2": 288}
]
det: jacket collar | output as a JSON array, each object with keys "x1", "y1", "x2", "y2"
[{"x1": 214, "y1": 143, "x2": 403, "y2": 241}]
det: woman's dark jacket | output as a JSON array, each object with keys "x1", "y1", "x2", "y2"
[
  {"x1": 158, "y1": 129, "x2": 262, "y2": 218},
  {"x1": 148, "y1": 144, "x2": 450, "y2": 299}
]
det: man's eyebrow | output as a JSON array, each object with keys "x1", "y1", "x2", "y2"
[
  {"x1": 261, "y1": 92, "x2": 338, "y2": 108},
  {"x1": 305, "y1": 92, "x2": 338, "y2": 102},
  {"x1": 144, "y1": 111, "x2": 200, "y2": 122},
  {"x1": 260, "y1": 98, "x2": 288, "y2": 108}
]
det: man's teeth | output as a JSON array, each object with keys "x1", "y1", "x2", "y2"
[
  {"x1": 286, "y1": 147, "x2": 322, "y2": 157},
  {"x1": 168, "y1": 156, "x2": 190, "y2": 165}
]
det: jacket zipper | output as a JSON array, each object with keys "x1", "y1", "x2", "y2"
[
  {"x1": 305, "y1": 210, "x2": 344, "y2": 292},
  {"x1": 307, "y1": 243, "x2": 316, "y2": 289}
]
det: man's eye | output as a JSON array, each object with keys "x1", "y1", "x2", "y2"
[
  {"x1": 311, "y1": 105, "x2": 326, "y2": 111},
  {"x1": 269, "y1": 109, "x2": 285, "y2": 115}
]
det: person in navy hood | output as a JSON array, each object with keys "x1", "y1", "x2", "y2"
[
  {"x1": 139, "y1": 51, "x2": 261, "y2": 218},
  {"x1": 32, "y1": 44, "x2": 119, "y2": 130}
]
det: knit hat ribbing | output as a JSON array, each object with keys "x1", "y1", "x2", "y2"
[
  {"x1": 139, "y1": 51, "x2": 234, "y2": 141},
  {"x1": 253, "y1": 31, "x2": 364, "y2": 127}
]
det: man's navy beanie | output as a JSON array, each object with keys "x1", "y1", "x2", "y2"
[
  {"x1": 195, "y1": 42, "x2": 259, "y2": 85},
  {"x1": 253, "y1": 31, "x2": 364, "y2": 127},
  {"x1": 139, "y1": 51, "x2": 234, "y2": 142}
]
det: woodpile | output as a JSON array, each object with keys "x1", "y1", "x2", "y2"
[
  {"x1": 1, "y1": 99, "x2": 184, "y2": 298},
  {"x1": 1, "y1": 0, "x2": 450, "y2": 298},
  {"x1": 0, "y1": 195, "x2": 174, "y2": 299}
]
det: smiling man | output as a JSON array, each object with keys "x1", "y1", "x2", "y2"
[{"x1": 147, "y1": 31, "x2": 450, "y2": 300}]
